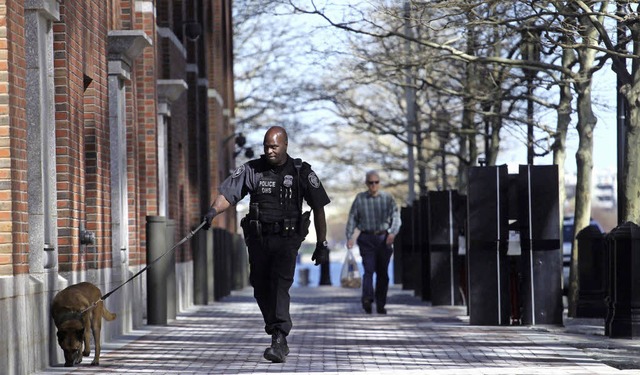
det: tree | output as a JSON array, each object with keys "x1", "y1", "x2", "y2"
[{"x1": 282, "y1": 1, "x2": 640, "y2": 306}]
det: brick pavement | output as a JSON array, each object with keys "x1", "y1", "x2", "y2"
[{"x1": 37, "y1": 285, "x2": 640, "y2": 374}]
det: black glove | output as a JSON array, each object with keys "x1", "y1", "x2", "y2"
[
  {"x1": 202, "y1": 207, "x2": 217, "y2": 230},
  {"x1": 311, "y1": 241, "x2": 329, "y2": 266}
]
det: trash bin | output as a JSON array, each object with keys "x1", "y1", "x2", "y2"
[
  {"x1": 607, "y1": 221, "x2": 640, "y2": 338},
  {"x1": 575, "y1": 225, "x2": 607, "y2": 318}
]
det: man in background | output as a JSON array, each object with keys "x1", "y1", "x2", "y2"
[{"x1": 346, "y1": 170, "x2": 401, "y2": 314}]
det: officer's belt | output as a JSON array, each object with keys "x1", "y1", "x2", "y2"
[
  {"x1": 261, "y1": 221, "x2": 297, "y2": 234},
  {"x1": 261, "y1": 222, "x2": 282, "y2": 234}
]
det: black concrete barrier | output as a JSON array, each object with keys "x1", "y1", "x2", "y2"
[
  {"x1": 607, "y1": 221, "x2": 640, "y2": 338},
  {"x1": 467, "y1": 165, "x2": 510, "y2": 325},
  {"x1": 428, "y1": 190, "x2": 464, "y2": 306},
  {"x1": 417, "y1": 196, "x2": 430, "y2": 301},
  {"x1": 398, "y1": 205, "x2": 419, "y2": 291},
  {"x1": 575, "y1": 225, "x2": 607, "y2": 318},
  {"x1": 517, "y1": 165, "x2": 562, "y2": 325}
]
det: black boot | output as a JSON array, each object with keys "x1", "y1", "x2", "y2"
[
  {"x1": 362, "y1": 299, "x2": 372, "y2": 314},
  {"x1": 263, "y1": 330, "x2": 289, "y2": 363}
]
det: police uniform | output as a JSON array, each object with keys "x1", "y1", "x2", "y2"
[{"x1": 219, "y1": 154, "x2": 330, "y2": 336}]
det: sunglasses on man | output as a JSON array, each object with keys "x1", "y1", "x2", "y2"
[{"x1": 366, "y1": 180, "x2": 380, "y2": 185}]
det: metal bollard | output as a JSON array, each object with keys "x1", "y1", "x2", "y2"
[
  {"x1": 298, "y1": 268, "x2": 310, "y2": 286},
  {"x1": 575, "y1": 225, "x2": 607, "y2": 318},
  {"x1": 146, "y1": 216, "x2": 167, "y2": 325},
  {"x1": 608, "y1": 221, "x2": 640, "y2": 338}
]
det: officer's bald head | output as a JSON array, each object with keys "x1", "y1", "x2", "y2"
[
  {"x1": 264, "y1": 126, "x2": 288, "y2": 145},
  {"x1": 263, "y1": 126, "x2": 289, "y2": 166}
]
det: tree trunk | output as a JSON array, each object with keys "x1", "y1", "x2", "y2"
[
  {"x1": 553, "y1": 43, "x2": 575, "y2": 245},
  {"x1": 621, "y1": 23, "x2": 640, "y2": 224},
  {"x1": 553, "y1": 82, "x2": 571, "y2": 218},
  {"x1": 622, "y1": 76, "x2": 640, "y2": 224},
  {"x1": 486, "y1": 112, "x2": 501, "y2": 166},
  {"x1": 567, "y1": 5, "x2": 602, "y2": 317},
  {"x1": 568, "y1": 80, "x2": 597, "y2": 317},
  {"x1": 457, "y1": 106, "x2": 472, "y2": 194}
]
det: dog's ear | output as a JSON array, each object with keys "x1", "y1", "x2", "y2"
[
  {"x1": 76, "y1": 329, "x2": 84, "y2": 341},
  {"x1": 57, "y1": 330, "x2": 64, "y2": 343}
]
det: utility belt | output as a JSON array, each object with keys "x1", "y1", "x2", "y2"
[
  {"x1": 241, "y1": 203, "x2": 311, "y2": 239},
  {"x1": 261, "y1": 219, "x2": 299, "y2": 236},
  {"x1": 241, "y1": 217, "x2": 306, "y2": 237}
]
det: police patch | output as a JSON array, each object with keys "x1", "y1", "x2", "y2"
[
  {"x1": 283, "y1": 175, "x2": 293, "y2": 188},
  {"x1": 232, "y1": 164, "x2": 245, "y2": 179},
  {"x1": 308, "y1": 172, "x2": 320, "y2": 188}
]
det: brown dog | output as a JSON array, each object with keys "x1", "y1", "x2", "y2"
[{"x1": 51, "y1": 282, "x2": 116, "y2": 366}]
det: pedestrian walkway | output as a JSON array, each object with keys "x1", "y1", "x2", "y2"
[{"x1": 37, "y1": 285, "x2": 640, "y2": 374}]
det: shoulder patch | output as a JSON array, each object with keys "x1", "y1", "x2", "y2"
[
  {"x1": 232, "y1": 164, "x2": 245, "y2": 179},
  {"x1": 308, "y1": 172, "x2": 320, "y2": 188}
]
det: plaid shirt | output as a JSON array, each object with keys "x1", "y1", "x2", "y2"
[{"x1": 345, "y1": 191, "x2": 402, "y2": 239}]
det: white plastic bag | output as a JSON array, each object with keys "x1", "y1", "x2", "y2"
[{"x1": 340, "y1": 249, "x2": 361, "y2": 288}]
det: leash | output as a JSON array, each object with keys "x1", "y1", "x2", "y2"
[{"x1": 79, "y1": 220, "x2": 207, "y2": 315}]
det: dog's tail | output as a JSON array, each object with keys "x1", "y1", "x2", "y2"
[{"x1": 99, "y1": 300, "x2": 117, "y2": 321}]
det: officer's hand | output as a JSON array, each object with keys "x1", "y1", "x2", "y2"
[
  {"x1": 202, "y1": 207, "x2": 217, "y2": 230},
  {"x1": 312, "y1": 241, "x2": 330, "y2": 266}
]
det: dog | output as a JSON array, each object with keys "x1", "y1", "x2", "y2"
[{"x1": 51, "y1": 282, "x2": 116, "y2": 366}]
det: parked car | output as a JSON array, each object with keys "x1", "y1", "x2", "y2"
[{"x1": 562, "y1": 216, "x2": 603, "y2": 292}]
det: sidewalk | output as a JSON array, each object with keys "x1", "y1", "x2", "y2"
[{"x1": 37, "y1": 285, "x2": 640, "y2": 374}]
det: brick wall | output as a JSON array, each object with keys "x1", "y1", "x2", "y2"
[
  {"x1": 133, "y1": 2, "x2": 158, "y2": 266},
  {"x1": 82, "y1": 2, "x2": 111, "y2": 270},
  {"x1": 53, "y1": 1, "x2": 111, "y2": 272},
  {"x1": 0, "y1": 0, "x2": 234, "y2": 276},
  {"x1": 208, "y1": 0, "x2": 236, "y2": 232},
  {"x1": 1, "y1": 1, "x2": 29, "y2": 276}
]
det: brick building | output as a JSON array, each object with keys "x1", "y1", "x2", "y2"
[{"x1": 0, "y1": 1, "x2": 238, "y2": 373}]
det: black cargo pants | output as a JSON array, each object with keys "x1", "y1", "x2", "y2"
[{"x1": 247, "y1": 233, "x2": 303, "y2": 336}]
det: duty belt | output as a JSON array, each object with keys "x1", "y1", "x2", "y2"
[
  {"x1": 262, "y1": 222, "x2": 283, "y2": 234},
  {"x1": 262, "y1": 218, "x2": 299, "y2": 236}
]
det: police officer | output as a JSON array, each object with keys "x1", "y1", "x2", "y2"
[{"x1": 203, "y1": 126, "x2": 331, "y2": 363}]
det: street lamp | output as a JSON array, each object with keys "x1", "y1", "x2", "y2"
[
  {"x1": 232, "y1": 133, "x2": 254, "y2": 158},
  {"x1": 520, "y1": 26, "x2": 541, "y2": 165},
  {"x1": 223, "y1": 132, "x2": 254, "y2": 159}
]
